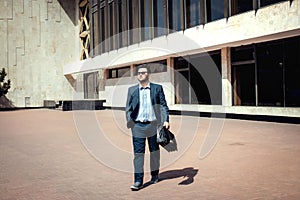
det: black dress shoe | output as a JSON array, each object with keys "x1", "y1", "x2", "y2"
[
  {"x1": 150, "y1": 176, "x2": 159, "y2": 184},
  {"x1": 130, "y1": 182, "x2": 143, "y2": 191}
]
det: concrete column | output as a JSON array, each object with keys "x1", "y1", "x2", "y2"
[
  {"x1": 167, "y1": 57, "x2": 175, "y2": 105},
  {"x1": 74, "y1": 74, "x2": 84, "y2": 100},
  {"x1": 221, "y1": 47, "x2": 232, "y2": 106},
  {"x1": 130, "y1": 64, "x2": 135, "y2": 77}
]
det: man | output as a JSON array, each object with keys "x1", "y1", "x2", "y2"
[{"x1": 125, "y1": 64, "x2": 170, "y2": 191}]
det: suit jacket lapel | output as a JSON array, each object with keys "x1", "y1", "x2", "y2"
[
  {"x1": 150, "y1": 82, "x2": 155, "y2": 105},
  {"x1": 132, "y1": 84, "x2": 140, "y2": 108}
]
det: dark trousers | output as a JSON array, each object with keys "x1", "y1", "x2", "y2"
[{"x1": 132, "y1": 122, "x2": 160, "y2": 183}]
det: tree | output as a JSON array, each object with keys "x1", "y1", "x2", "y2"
[{"x1": 0, "y1": 68, "x2": 11, "y2": 97}]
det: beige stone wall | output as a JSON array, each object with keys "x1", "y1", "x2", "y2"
[{"x1": 0, "y1": 0, "x2": 79, "y2": 107}]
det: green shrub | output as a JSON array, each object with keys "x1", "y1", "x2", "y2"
[{"x1": 0, "y1": 68, "x2": 11, "y2": 97}]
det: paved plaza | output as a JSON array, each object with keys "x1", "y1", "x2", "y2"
[{"x1": 0, "y1": 109, "x2": 300, "y2": 200}]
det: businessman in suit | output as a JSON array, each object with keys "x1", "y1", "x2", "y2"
[{"x1": 126, "y1": 64, "x2": 170, "y2": 191}]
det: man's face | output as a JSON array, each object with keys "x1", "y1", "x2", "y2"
[{"x1": 137, "y1": 67, "x2": 149, "y2": 83}]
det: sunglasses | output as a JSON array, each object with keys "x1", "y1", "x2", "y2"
[{"x1": 138, "y1": 72, "x2": 148, "y2": 75}]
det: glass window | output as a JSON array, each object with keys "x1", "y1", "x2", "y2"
[
  {"x1": 285, "y1": 36, "x2": 300, "y2": 107},
  {"x1": 174, "y1": 57, "x2": 191, "y2": 104},
  {"x1": 100, "y1": 1, "x2": 107, "y2": 53},
  {"x1": 231, "y1": 0, "x2": 253, "y2": 15},
  {"x1": 91, "y1": 3, "x2": 99, "y2": 56},
  {"x1": 174, "y1": 51, "x2": 222, "y2": 105},
  {"x1": 232, "y1": 64, "x2": 256, "y2": 106},
  {"x1": 231, "y1": 45, "x2": 255, "y2": 62},
  {"x1": 154, "y1": 0, "x2": 167, "y2": 37},
  {"x1": 84, "y1": 72, "x2": 99, "y2": 99},
  {"x1": 109, "y1": 69, "x2": 117, "y2": 78},
  {"x1": 149, "y1": 60, "x2": 167, "y2": 73},
  {"x1": 190, "y1": 51, "x2": 222, "y2": 105},
  {"x1": 260, "y1": 0, "x2": 286, "y2": 7},
  {"x1": 108, "y1": 67, "x2": 130, "y2": 78},
  {"x1": 174, "y1": 56, "x2": 189, "y2": 70},
  {"x1": 141, "y1": 0, "x2": 152, "y2": 41},
  {"x1": 168, "y1": 0, "x2": 183, "y2": 32},
  {"x1": 256, "y1": 41, "x2": 284, "y2": 106},
  {"x1": 91, "y1": 0, "x2": 98, "y2": 7},
  {"x1": 231, "y1": 36, "x2": 300, "y2": 107},
  {"x1": 129, "y1": 0, "x2": 140, "y2": 44},
  {"x1": 186, "y1": 0, "x2": 201, "y2": 28},
  {"x1": 206, "y1": 0, "x2": 224, "y2": 22},
  {"x1": 135, "y1": 60, "x2": 167, "y2": 75},
  {"x1": 117, "y1": 67, "x2": 131, "y2": 77},
  {"x1": 108, "y1": 1, "x2": 115, "y2": 51},
  {"x1": 118, "y1": 0, "x2": 128, "y2": 48},
  {"x1": 231, "y1": 45, "x2": 256, "y2": 106}
]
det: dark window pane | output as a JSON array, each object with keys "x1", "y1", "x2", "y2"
[
  {"x1": 231, "y1": 0, "x2": 253, "y2": 15},
  {"x1": 141, "y1": 0, "x2": 151, "y2": 41},
  {"x1": 91, "y1": 6, "x2": 99, "y2": 56},
  {"x1": 231, "y1": 45, "x2": 256, "y2": 106},
  {"x1": 174, "y1": 57, "x2": 189, "y2": 70},
  {"x1": 174, "y1": 58, "x2": 190, "y2": 104},
  {"x1": 149, "y1": 60, "x2": 167, "y2": 73},
  {"x1": 129, "y1": 0, "x2": 140, "y2": 44},
  {"x1": 232, "y1": 36, "x2": 300, "y2": 107},
  {"x1": 108, "y1": 1, "x2": 115, "y2": 51},
  {"x1": 154, "y1": 0, "x2": 167, "y2": 37},
  {"x1": 117, "y1": 67, "x2": 131, "y2": 77},
  {"x1": 175, "y1": 70, "x2": 190, "y2": 104},
  {"x1": 100, "y1": 3, "x2": 106, "y2": 53},
  {"x1": 256, "y1": 41, "x2": 284, "y2": 106},
  {"x1": 119, "y1": 0, "x2": 128, "y2": 48},
  {"x1": 174, "y1": 51, "x2": 222, "y2": 105},
  {"x1": 168, "y1": 0, "x2": 182, "y2": 32},
  {"x1": 260, "y1": 0, "x2": 286, "y2": 7},
  {"x1": 284, "y1": 36, "x2": 300, "y2": 107},
  {"x1": 210, "y1": 51, "x2": 222, "y2": 74},
  {"x1": 108, "y1": 67, "x2": 130, "y2": 79},
  {"x1": 84, "y1": 72, "x2": 99, "y2": 99},
  {"x1": 232, "y1": 64, "x2": 256, "y2": 106},
  {"x1": 135, "y1": 60, "x2": 167, "y2": 75},
  {"x1": 190, "y1": 64, "x2": 209, "y2": 104},
  {"x1": 206, "y1": 0, "x2": 224, "y2": 22},
  {"x1": 91, "y1": 0, "x2": 98, "y2": 7},
  {"x1": 186, "y1": 0, "x2": 200, "y2": 28},
  {"x1": 189, "y1": 51, "x2": 222, "y2": 105},
  {"x1": 109, "y1": 69, "x2": 117, "y2": 78},
  {"x1": 231, "y1": 45, "x2": 255, "y2": 62}
]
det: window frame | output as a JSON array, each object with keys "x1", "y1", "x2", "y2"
[{"x1": 108, "y1": 66, "x2": 131, "y2": 79}]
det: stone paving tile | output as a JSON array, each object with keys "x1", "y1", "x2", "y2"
[{"x1": 0, "y1": 109, "x2": 300, "y2": 200}]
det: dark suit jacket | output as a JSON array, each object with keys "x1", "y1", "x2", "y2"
[{"x1": 125, "y1": 82, "x2": 169, "y2": 129}]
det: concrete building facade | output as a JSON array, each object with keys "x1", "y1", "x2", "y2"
[
  {"x1": 1, "y1": 0, "x2": 300, "y2": 118},
  {"x1": 0, "y1": 0, "x2": 78, "y2": 107},
  {"x1": 66, "y1": 0, "x2": 300, "y2": 118}
]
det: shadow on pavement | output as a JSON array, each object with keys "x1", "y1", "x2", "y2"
[
  {"x1": 142, "y1": 167, "x2": 198, "y2": 189},
  {"x1": 159, "y1": 167, "x2": 199, "y2": 185}
]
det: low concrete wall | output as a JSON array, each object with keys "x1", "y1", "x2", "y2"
[{"x1": 62, "y1": 100, "x2": 106, "y2": 111}]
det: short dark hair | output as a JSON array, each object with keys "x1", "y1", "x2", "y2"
[{"x1": 137, "y1": 64, "x2": 151, "y2": 73}]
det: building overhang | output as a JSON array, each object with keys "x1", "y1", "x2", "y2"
[{"x1": 64, "y1": 28, "x2": 300, "y2": 75}]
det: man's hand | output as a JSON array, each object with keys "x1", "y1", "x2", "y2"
[{"x1": 163, "y1": 122, "x2": 170, "y2": 129}]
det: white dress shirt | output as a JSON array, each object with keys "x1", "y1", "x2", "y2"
[{"x1": 136, "y1": 83, "x2": 157, "y2": 122}]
